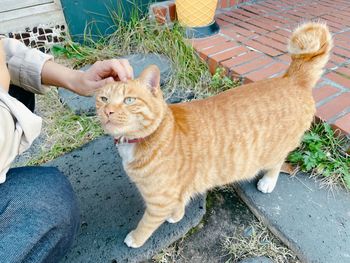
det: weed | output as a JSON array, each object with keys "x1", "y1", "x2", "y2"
[
  {"x1": 210, "y1": 67, "x2": 240, "y2": 92},
  {"x1": 288, "y1": 122, "x2": 350, "y2": 189}
]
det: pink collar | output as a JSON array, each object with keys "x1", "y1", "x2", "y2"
[{"x1": 114, "y1": 137, "x2": 144, "y2": 145}]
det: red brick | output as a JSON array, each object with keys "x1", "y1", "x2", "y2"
[
  {"x1": 253, "y1": 3, "x2": 276, "y2": 14},
  {"x1": 325, "y1": 72, "x2": 350, "y2": 88},
  {"x1": 221, "y1": 51, "x2": 262, "y2": 68},
  {"x1": 254, "y1": 36, "x2": 287, "y2": 52},
  {"x1": 264, "y1": 15, "x2": 290, "y2": 25},
  {"x1": 280, "y1": 12, "x2": 302, "y2": 22},
  {"x1": 245, "y1": 40, "x2": 283, "y2": 57},
  {"x1": 220, "y1": 0, "x2": 228, "y2": 8},
  {"x1": 234, "y1": 9, "x2": 258, "y2": 19},
  {"x1": 334, "y1": 113, "x2": 350, "y2": 134},
  {"x1": 316, "y1": 92, "x2": 350, "y2": 121},
  {"x1": 230, "y1": 0, "x2": 236, "y2": 7},
  {"x1": 232, "y1": 56, "x2": 274, "y2": 75},
  {"x1": 168, "y1": 3, "x2": 176, "y2": 21},
  {"x1": 216, "y1": 18, "x2": 232, "y2": 27},
  {"x1": 226, "y1": 10, "x2": 250, "y2": 21},
  {"x1": 202, "y1": 41, "x2": 238, "y2": 56},
  {"x1": 333, "y1": 47, "x2": 350, "y2": 58},
  {"x1": 331, "y1": 54, "x2": 347, "y2": 65},
  {"x1": 336, "y1": 67, "x2": 350, "y2": 77},
  {"x1": 274, "y1": 29, "x2": 291, "y2": 38},
  {"x1": 198, "y1": 51, "x2": 207, "y2": 61},
  {"x1": 247, "y1": 18, "x2": 277, "y2": 32},
  {"x1": 326, "y1": 62, "x2": 337, "y2": 70},
  {"x1": 221, "y1": 26, "x2": 255, "y2": 38},
  {"x1": 152, "y1": 6, "x2": 167, "y2": 24},
  {"x1": 210, "y1": 46, "x2": 248, "y2": 62},
  {"x1": 236, "y1": 22, "x2": 269, "y2": 34},
  {"x1": 258, "y1": 2, "x2": 280, "y2": 11},
  {"x1": 266, "y1": 32, "x2": 288, "y2": 45},
  {"x1": 208, "y1": 58, "x2": 218, "y2": 75},
  {"x1": 277, "y1": 54, "x2": 292, "y2": 64},
  {"x1": 325, "y1": 20, "x2": 345, "y2": 31},
  {"x1": 216, "y1": 13, "x2": 241, "y2": 24},
  {"x1": 257, "y1": 16, "x2": 285, "y2": 29},
  {"x1": 192, "y1": 36, "x2": 229, "y2": 51},
  {"x1": 323, "y1": 14, "x2": 345, "y2": 24},
  {"x1": 245, "y1": 62, "x2": 288, "y2": 81},
  {"x1": 312, "y1": 85, "x2": 340, "y2": 103},
  {"x1": 241, "y1": 5, "x2": 262, "y2": 15},
  {"x1": 220, "y1": 29, "x2": 247, "y2": 42}
]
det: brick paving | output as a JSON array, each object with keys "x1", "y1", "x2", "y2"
[{"x1": 191, "y1": 0, "x2": 350, "y2": 135}]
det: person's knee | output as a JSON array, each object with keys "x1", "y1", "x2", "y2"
[
  {"x1": 30, "y1": 167, "x2": 80, "y2": 236},
  {"x1": 1, "y1": 167, "x2": 80, "y2": 261}
]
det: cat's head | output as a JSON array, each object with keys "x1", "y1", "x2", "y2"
[{"x1": 95, "y1": 65, "x2": 166, "y2": 140}]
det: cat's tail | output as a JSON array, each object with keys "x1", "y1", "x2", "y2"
[{"x1": 284, "y1": 22, "x2": 333, "y2": 88}]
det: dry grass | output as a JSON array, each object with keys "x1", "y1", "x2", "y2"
[{"x1": 223, "y1": 221, "x2": 299, "y2": 263}]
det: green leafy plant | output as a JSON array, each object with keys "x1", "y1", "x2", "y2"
[
  {"x1": 288, "y1": 122, "x2": 350, "y2": 189},
  {"x1": 210, "y1": 67, "x2": 240, "y2": 91}
]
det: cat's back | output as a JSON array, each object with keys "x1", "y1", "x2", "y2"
[{"x1": 171, "y1": 76, "x2": 314, "y2": 131}]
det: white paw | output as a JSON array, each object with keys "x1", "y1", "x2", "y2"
[
  {"x1": 257, "y1": 176, "x2": 277, "y2": 194},
  {"x1": 124, "y1": 231, "x2": 140, "y2": 248},
  {"x1": 166, "y1": 217, "x2": 177, "y2": 224}
]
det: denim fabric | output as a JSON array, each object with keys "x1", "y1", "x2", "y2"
[{"x1": 0, "y1": 167, "x2": 80, "y2": 263}]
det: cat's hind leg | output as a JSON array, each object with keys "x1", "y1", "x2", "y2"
[{"x1": 257, "y1": 162, "x2": 283, "y2": 193}]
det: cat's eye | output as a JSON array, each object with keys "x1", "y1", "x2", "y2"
[
  {"x1": 100, "y1": 96, "x2": 108, "y2": 102},
  {"x1": 124, "y1": 97, "x2": 136, "y2": 105}
]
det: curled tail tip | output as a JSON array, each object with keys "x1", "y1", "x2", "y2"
[{"x1": 288, "y1": 22, "x2": 333, "y2": 56}]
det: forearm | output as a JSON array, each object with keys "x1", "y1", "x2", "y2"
[{"x1": 41, "y1": 60, "x2": 83, "y2": 94}]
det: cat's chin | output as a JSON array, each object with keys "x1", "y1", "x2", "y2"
[{"x1": 103, "y1": 124, "x2": 120, "y2": 137}]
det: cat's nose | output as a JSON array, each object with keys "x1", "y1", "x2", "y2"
[{"x1": 104, "y1": 108, "x2": 114, "y2": 116}]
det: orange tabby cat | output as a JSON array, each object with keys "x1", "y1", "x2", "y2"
[{"x1": 96, "y1": 22, "x2": 332, "y2": 248}]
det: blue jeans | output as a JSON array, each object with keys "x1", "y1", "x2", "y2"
[{"x1": 0, "y1": 167, "x2": 80, "y2": 263}]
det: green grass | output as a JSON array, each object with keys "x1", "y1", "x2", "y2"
[
  {"x1": 52, "y1": 16, "x2": 215, "y2": 99},
  {"x1": 25, "y1": 89, "x2": 103, "y2": 165},
  {"x1": 288, "y1": 122, "x2": 350, "y2": 189}
]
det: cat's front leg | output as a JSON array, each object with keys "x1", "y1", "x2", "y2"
[
  {"x1": 167, "y1": 203, "x2": 185, "y2": 223},
  {"x1": 124, "y1": 207, "x2": 171, "y2": 248}
]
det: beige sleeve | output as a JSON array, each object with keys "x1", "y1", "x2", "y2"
[
  {"x1": 2, "y1": 38, "x2": 53, "y2": 94},
  {"x1": 0, "y1": 87, "x2": 42, "y2": 183},
  {"x1": 0, "y1": 102, "x2": 16, "y2": 183}
]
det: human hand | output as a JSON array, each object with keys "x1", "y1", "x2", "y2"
[{"x1": 70, "y1": 59, "x2": 134, "y2": 96}]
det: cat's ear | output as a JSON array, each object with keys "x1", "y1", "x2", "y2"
[{"x1": 139, "y1": 65, "x2": 160, "y2": 95}]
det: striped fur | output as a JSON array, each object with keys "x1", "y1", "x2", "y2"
[{"x1": 96, "y1": 22, "x2": 332, "y2": 248}]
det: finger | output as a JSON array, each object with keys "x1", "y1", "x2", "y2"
[
  {"x1": 86, "y1": 77, "x2": 114, "y2": 95},
  {"x1": 97, "y1": 76, "x2": 115, "y2": 87},
  {"x1": 119, "y1": 59, "x2": 134, "y2": 80},
  {"x1": 108, "y1": 59, "x2": 128, "y2": 82}
]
